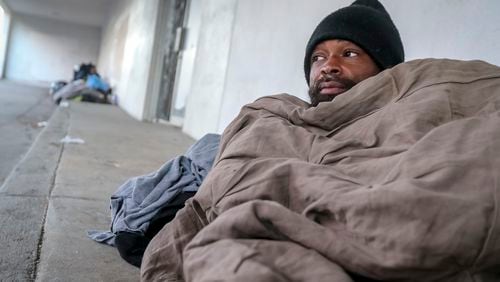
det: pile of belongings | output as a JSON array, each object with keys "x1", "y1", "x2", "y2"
[{"x1": 50, "y1": 62, "x2": 113, "y2": 105}]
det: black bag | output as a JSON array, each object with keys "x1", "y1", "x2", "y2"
[{"x1": 114, "y1": 191, "x2": 196, "y2": 267}]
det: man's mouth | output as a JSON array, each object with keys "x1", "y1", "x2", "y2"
[
  {"x1": 319, "y1": 81, "x2": 347, "y2": 96},
  {"x1": 308, "y1": 75, "x2": 357, "y2": 106}
]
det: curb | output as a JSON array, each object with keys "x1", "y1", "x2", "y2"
[{"x1": 0, "y1": 106, "x2": 69, "y2": 281}]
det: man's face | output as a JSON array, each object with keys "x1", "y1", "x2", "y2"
[{"x1": 308, "y1": 39, "x2": 380, "y2": 106}]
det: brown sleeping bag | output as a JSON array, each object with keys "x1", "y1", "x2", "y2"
[{"x1": 141, "y1": 59, "x2": 500, "y2": 282}]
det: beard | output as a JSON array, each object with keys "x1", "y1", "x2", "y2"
[{"x1": 308, "y1": 74, "x2": 356, "y2": 107}]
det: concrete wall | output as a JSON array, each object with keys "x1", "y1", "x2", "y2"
[
  {"x1": 0, "y1": 7, "x2": 3, "y2": 77},
  {"x1": 4, "y1": 13, "x2": 101, "y2": 85},
  {"x1": 98, "y1": 0, "x2": 160, "y2": 121},
  {"x1": 98, "y1": 0, "x2": 131, "y2": 93},
  {"x1": 385, "y1": 0, "x2": 500, "y2": 63},
  {"x1": 0, "y1": 1, "x2": 10, "y2": 78},
  {"x1": 181, "y1": 0, "x2": 500, "y2": 139},
  {"x1": 183, "y1": 0, "x2": 237, "y2": 138}
]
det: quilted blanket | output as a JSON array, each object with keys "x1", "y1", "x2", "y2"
[{"x1": 141, "y1": 59, "x2": 500, "y2": 282}]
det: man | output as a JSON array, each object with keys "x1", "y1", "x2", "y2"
[
  {"x1": 141, "y1": 0, "x2": 407, "y2": 281},
  {"x1": 305, "y1": 0, "x2": 404, "y2": 106}
]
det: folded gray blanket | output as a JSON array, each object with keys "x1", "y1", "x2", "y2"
[{"x1": 88, "y1": 133, "x2": 220, "y2": 246}]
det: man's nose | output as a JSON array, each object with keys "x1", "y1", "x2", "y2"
[{"x1": 321, "y1": 57, "x2": 341, "y2": 75}]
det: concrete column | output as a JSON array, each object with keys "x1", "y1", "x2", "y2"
[{"x1": 182, "y1": 0, "x2": 238, "y2": 139}]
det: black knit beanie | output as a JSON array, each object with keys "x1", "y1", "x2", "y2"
[{"x1": 304, "y1": 0, "x2": 404, "y2": 85}]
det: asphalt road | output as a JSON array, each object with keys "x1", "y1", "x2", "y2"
[{"x1": 0, "y1": 80, "x2": 56, "y2": 187}]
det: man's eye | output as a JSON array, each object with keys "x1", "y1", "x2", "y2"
[
  {"x1": 312, "y1": 55, "x2": 326, "y2": 63},
  {"x1": 344, "y1": 51, "x2": 359, "y2": 57}
]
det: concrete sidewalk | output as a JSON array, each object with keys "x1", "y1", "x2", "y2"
[
  {"x1": 0, "y1": 102, "x2": 195, "y2": 281},
  {"x1": 0, "y1": 80, "x2": 56, "y2": 186}
]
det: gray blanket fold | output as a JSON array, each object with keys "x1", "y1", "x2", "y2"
[{"x1": 88, "y1": 133, "x2": 220, "y2": 246}]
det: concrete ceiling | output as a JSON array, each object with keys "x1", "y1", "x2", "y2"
[{"x1": 3, "y1": 0, "x2": 117, "y2": 27}]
